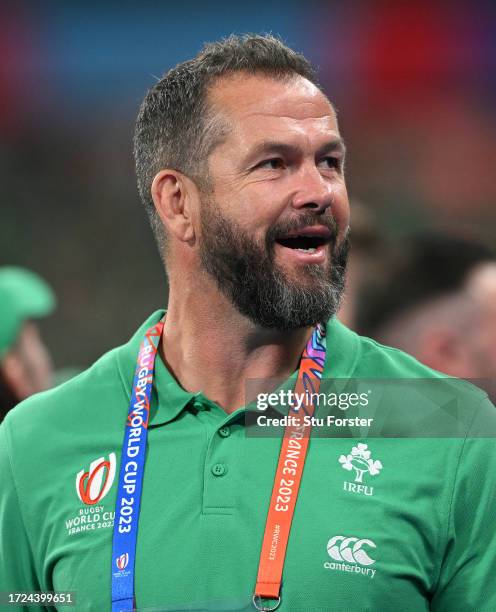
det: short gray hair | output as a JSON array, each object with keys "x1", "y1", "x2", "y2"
[{"x1": 133, "y1": 34, "x2": 320, "y2": 259}]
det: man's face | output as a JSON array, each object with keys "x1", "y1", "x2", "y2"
[
  {"x1": 197, "y1": 73, "x2": 350, "y2": 330},
  {"x1": 1, "y1": 321, "x2": 53, "y2": 402}
]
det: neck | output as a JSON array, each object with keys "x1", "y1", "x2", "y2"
[{"x1": 160, "y1": 275, "x2": 313, "y2": 413}]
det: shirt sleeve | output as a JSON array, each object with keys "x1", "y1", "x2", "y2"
[
  {"x1": 431, "y1": 396, "x2": 496, "y2": 611},
  {"x1": 0, "y1": 420, "x2": 43, "y2": 611}
]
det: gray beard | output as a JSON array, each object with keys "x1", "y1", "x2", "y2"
[{"x1": 199, "y1": 203, "x2": 349, "y2": 331}]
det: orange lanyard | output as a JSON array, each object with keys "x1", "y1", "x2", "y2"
[{"x1": 253, "y1": 324, "x2": 326, "y2": 611}]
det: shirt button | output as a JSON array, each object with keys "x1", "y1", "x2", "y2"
[
  {"x1": 211, "y1": 463, "x2": 227, "y2": 477},
  {"x1": 218, "y1": 426, "x2": 231, "y2": 438},
  {"x1": 193, "y1": 399, "x2": 207, "y2": 411}
]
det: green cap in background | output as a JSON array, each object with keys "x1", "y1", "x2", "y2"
[{"x1": 0, "y1": 267, "x2": 56, "y2": 357}]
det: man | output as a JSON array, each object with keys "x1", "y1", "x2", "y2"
[
  {"x1": 1, "y1": 35, "x2": 495, "y2": 612},
  {"x1": 356, "y1": 234, "x2": 496, "y2": 384},
  {"x1": 0, "y1": 266, "x2": 55, "y2": 420}
]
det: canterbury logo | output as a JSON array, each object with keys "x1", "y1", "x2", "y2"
[
  {"x1": 327, "y1": 536, "x2": 376, "y2": 566},
  {"x1": 76, "y1": 453, "x2": 116, "y2": 505}
]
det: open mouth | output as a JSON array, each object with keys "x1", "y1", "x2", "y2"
[
  {"x1": 276, "y1": 235, "x2": 328, "y2": 253},
  {"x1": 275, "y1": 226, "x2": 333, "y2": 253}
]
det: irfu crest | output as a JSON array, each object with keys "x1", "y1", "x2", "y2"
[{"x1": 339, "y1": 443, "x2": 383, "y2": 483}]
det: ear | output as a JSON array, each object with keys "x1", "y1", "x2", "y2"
[{"x1": 151, "y1": 169, "x2": 196, "y2": 244}]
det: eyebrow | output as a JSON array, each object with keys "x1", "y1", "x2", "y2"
[{"x1": 245, "y1": 137, "x2": 347, "y2": 164}]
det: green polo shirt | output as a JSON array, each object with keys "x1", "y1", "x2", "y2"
[{"x1": 1, "y1": 311, "x2": 495, "y2": 611}]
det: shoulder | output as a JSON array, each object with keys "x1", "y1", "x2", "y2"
[
  {"x1": 3, "y1": 346, "x2": 124, "y2": 441},
  {"x1": 328, "y1": 315, "x2": 478, "y2": 379},
  {"x1": 358, "y1": 334, "x2": 447, "y2": 377},
  {"x1": 1, "y1": 310, "x2": 164, "y2": 457},
  {"x1": 325, "y1": 317, "x2": 495, "y2": 434}
]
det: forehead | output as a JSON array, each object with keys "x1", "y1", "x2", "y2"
[{"x1": 208, "y1": 73, "x2": 339, "y2": 145}]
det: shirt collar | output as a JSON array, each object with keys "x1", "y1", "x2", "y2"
[
  {"x1": 116, "y1": 310, "x2": 189, "y2": 426},
  {"x1": 116, "y1": 310, "x2": 360, "y2": 427},
  {"x1": 150, "y1": 348, "x2": 196, "y2": 426}
]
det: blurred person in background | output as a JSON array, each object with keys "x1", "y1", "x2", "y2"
[
  {"x1": 356, "y1": 234, "x2": 496, "y2": 384},
  {"x1": 0, "y1": 266, "x2": 55, "y2": 420},
  {"x1": 337, "y1": 202, "x2": 385, "y2": 329}
]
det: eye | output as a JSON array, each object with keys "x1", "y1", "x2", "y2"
[
  {"x1": 255, "y1": 158, "x2": 285, "y2": 170},
  {"x1": 319, "y1": 156, "x2": 341, "y2": 171}
]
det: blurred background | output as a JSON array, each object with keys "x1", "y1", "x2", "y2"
[{"x1": 1, "y1": 0, "x2": 496, "y2": 372}]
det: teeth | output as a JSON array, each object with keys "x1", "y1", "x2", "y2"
[{"x1": 296, "y1": 248, "x2": 316, "y2": 253}]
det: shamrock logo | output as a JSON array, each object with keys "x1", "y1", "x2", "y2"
[{"x1": 339, "y1": 443, "x2": 383, "y2": 483}]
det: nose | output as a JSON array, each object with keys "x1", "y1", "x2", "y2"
[{"x1": 290, "y1": 164, "x2": 334, "y2": 214}]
